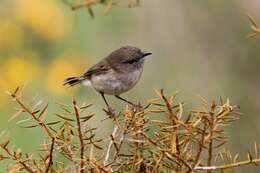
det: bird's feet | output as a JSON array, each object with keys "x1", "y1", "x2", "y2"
[
  {"x1": 130, "y1": 102, "x2": 144, "y2": 112},
  {"x1": 103, "y1": 106, "x2": 116, "y2": 118}
]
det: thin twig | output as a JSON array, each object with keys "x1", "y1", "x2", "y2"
[
  {"x1": 151, "y1": 152, "x2": 164, "y2": 173},
  {"x1": 63, "y1": 0, "x2": 96, "y2": 11},
  {"x1": 91, "y1": 159, "x2": 110, "y2": 173},
  {"x1": 207, "y1": 112, "x2": 215, "y2": 173},
  {"x1": 191, "y1": 121, "x2": 207, "y2": 171},
  {"x1": 195, "y1": 158, "x2": 260, "y2": 171},
  {"x1": 1, "y1": 146, "x2": 36, "y2": 173},
  {"x1": 45, "y1": 137, "x2": 55, "y2": 173},
  {"x1": 160, "y1": 89, "x2": 180, "y2": 155},
  {"x1": 112, "y1": 126, "x2": 127, "y2": 160},
  {"x1": 11, "y1": 94, "x2": 53, "y2": 139},
  {"x1": 160, "y1": 89, "x2": 176, "y2": 121},
  {"x1": 73, "y1": 100, "x2": 85, "y2": 173},
  {"x1": 103, "y1": 123, "x2": 119, "y2": 166}
]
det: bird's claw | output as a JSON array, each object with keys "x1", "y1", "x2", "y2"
[
  {"x1": 130, "y1": 102, "x2": 144, "y2": 112},
  {"x1": 103, "y1": 106, "x2": 116, "y2": 118}
]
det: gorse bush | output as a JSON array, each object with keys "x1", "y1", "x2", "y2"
[{"x1": 1, "y1": 87, "x2": 260, "y2": 172}]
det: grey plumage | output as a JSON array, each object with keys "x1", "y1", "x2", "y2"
[{"x1": 63, "y1": 46, "x2": 152, "y2": 109}]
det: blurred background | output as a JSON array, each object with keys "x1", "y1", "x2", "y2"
[{"x1": 1, "y1": 0, "x2": 260, "y2": 172}]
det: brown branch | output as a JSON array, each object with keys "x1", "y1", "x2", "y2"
[
  {"x1": 151, "y1": 152, "x2": 164, "y2": 173},
  {"x1": 10, "y1": 93, "x2": 53, "y2": 139},
  {"x1": 191, "y1": 121, "x2": 207, "y2": 171},
  {"x1": 195, "y1": 158, "x2": 260, "y2": 171},
  {"x1": 90, "y1": 159, "x2": 110, "y2": 173},
  {"x1": 160, "y1": 89, "x2": 176, "y2": 121},
  {"x1": 103, "y1": 123, "x2": 119, "y2": 167},
  {"x1": 164, "y1": 151, "x2": 192, "y2": 172},
  {"x1": 112, "y1": 125, "x2": 127, "y2": 160},
  {"x1": 1, "y1": 146, "x2": 36, "y2": 173},
  {"x1": 160, "y1": 89, "x2": 180, "y2": 155},
  {"x1": 73, "y1": 100, "x2": 85, "y2": 173},
  {"x1": 103, "y1": 119, "x2": 128, "y2": 168},
  {"x1": 45, "y1": 137, "x2": 55, "y2": 173},
  {"x1": 207, "y1": 111, "x2": 215, "y2": 173},
  {"x1": 63, "y1": 0, "x2": 96, "y2": 11},
  {"x1": 140, "y1": 132, "x2": 192, "y2": 172},
  {"x1": 246, "y1": 14, "x2": 260, "y2": 38}
]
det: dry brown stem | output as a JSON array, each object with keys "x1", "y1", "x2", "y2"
[{"x1": 73, "y1": 100, "x2": 85, "y2": 173}]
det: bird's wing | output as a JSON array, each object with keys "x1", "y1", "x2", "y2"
[{"x1": 83, "y1": 60, "x2": 111, "y2": 78}]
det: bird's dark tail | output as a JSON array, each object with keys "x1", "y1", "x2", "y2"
[{"x1": 63, "y1": 76, "x2": 85, "y2": 87}]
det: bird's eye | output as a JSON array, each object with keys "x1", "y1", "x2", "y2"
[{"x1": 123, "y1": 59, "x2": 137, "y2": 64}]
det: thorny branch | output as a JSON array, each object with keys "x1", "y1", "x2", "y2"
[
  {"x1": 45, "y1": 137, "x2": 55, "y2": 173},
  {"x1": 195, "y1": 158, "x2": 260, "y2": 171},
  {"x1": 160, "y1": 89, "x2": 180, "y2": 155},
  {"x1": 0, "y1": 141, "x2": 36, "y2": 173},
  {"x1": 73, "y1": 100, "x2": 86, "y2": 173},
  {"x1": 103, "y1": 123, "x2": 119, "y2": 167},
  {"x1": 62, "y1": 0, "x2": 141, "y2": 17},
  {"x1": 7, "y1": 87, "x2": 54, "y2": 139},
  {"x1": 1, "y1": 87, "x2": 260, "y2": 172},
  {"x1": 246, "y1": 14, "x2": 260, "y2": 38},
  {"x1": 207, "y1": 102, "x2": 216, "y2": 173},
  {"x1": 191, "y1": 122, "x2": 207, "y2": 170}
]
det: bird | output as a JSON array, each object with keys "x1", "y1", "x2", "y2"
[{"x1": 63, "y1": 46, "x2": 152, "y2": 113}]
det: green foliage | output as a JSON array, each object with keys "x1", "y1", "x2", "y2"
[{"x1": 1, "y1": 87, "x2": 260, "y2": 172}]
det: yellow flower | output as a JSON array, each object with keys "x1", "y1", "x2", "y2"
[
  {"x1": 0, "y1": 54, "x2": 40, "y2": 108},
  {"x1": 3, "y1": 55, "x2": 41, "y2": 88},
  {"x1": 46, "y1": 57, "x2": 83, "y2": 95},
  {"x1": 0, "y1": 20, "x2": 24, "y2": 50},
  {"x1": 14, "y1": 0, "x2": 70, "y2": 41}
]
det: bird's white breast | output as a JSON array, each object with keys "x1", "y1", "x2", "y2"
[
  {"x1": 82, "y1": 79, "x2": 92, "y2": 87},
  {"x1": 89, "y1": 69, "x2": 143, "y2": 95}
]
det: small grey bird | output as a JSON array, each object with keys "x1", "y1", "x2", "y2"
[{"x1": 63, "y1": 46, "x2": 152, "y2": 112}]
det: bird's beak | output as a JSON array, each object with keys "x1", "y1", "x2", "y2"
[{"x1": 142, "y1": 52, "x2": 152, "y2": 58}]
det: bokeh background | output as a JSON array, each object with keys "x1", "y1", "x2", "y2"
[{"x1": 1, "y1": 0, "x2": 260, "y2": 172}]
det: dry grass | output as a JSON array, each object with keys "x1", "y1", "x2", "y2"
[{"x1": 1, "y1": 87, "x2": 260, "y2": 172}]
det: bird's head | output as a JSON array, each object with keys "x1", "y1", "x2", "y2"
[{"x1": 107, "y1": 46, "x2": 152, "y2": 66}]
